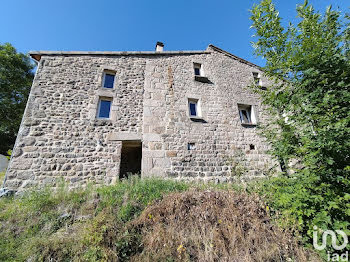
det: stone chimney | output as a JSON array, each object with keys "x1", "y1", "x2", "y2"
[{"x1": 155, "y1": 41, "x2": 164, "y2": 52}]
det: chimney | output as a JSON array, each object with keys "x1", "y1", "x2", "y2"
[{"x1": 155, "y1": 41, "x2": 164, "y2": 52}]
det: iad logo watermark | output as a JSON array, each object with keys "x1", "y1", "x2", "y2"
[{"x1": 313, "y1": 226, "x2": 349, "y2": 261}]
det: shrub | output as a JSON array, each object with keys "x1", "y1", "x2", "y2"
[
  {"x1": 131, "y1": 190, "x2": 316, "y2": 262},
  {"x1": 250, "y1": 175, "x2": 350, "y2": 259}
]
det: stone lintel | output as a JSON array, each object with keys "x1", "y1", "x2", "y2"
[{"x1": 107, "y1": 132, "x2": 142, "y2": 141}]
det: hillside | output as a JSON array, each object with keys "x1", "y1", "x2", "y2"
[{"x1": 0, "y1": 177, "x2": 318, "y2": 262}]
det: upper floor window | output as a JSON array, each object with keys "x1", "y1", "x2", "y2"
[
  {"x1": 97, "y1": 98, "x2": 112, "y2": 119},
  {"x1": 252, "y1": 72, "x2": 261, "y2": 86},
  {"x1": 193, "y1": 63, "x2": 210, "y2": 83},
  {"x1": 194, "y1": 63, "x2": 203, "y2": 76},
  {"x1": 103, "y1": 72, "x2": 115, "y2": 89},
  {"x1": 238, "y1": 104, "x2": 257, "y2": 125},
  {"x1": 188, "y1": 98, "x2": 200, "y2": 118}
]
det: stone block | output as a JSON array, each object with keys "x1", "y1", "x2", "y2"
[
  {"x1": 166, "y1": 151, "x2": 177, "y2": 157},
  {"x1": 143, "y1": 150, "x2": 164, "y2": 158},
  {"x1": 11, "y1": 159, "x2": 32, "y2": 170},
  {"x1": 143, "y1": 133, "x2": 161, "y2": 142},
  {"x1": 107, "y1": 132, "x2": 142, "y2": 141}
]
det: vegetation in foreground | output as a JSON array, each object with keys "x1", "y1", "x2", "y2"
[
  {"x1": 0, "y1": 43, "x2": 34, "y2": 155},
  {"x1": 0, "y1": 177, "x2": 317, "y2": 262},
  {"x1": 249, "y1": 0, "x2": 350, "y2": 257},
  {"x1": 0, "y1": 1, "x2": 349, "y2": 261}
]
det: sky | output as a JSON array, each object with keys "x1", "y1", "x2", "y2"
[{"x1": 1, "y1": 0, "x2": 349, "y2": 67}]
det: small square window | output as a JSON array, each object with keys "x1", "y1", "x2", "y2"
[
  {"x1": 187, "y1": 143, "x2": 196, "y2": 150},
  {"x1": 194, "y1": 63, "x2": 203, "y2": 76},
  {"x1": 97, "y1": 98, "x2": 112, "y2": 119},
  {"x1": 103, "y1": 72, "x2": 115, "y2": 89},
  {"x1": 238, "y1": 104, "x2": 257, "y2": 125},
  {"x1": 188, "y1": 98, "x2": 200, "y2": 118},
  {"x1": 252, "y1": 72, "x2": 261, "y2": 86}
]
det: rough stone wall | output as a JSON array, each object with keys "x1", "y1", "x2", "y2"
[
  {"x1": 6, "y1": 55, "x2": 145, "y2": 190},
  {"x1": 142, "y1": 49, "x2": 273, "y2": 183},
  {"x1": 5, "y1": 47, "x2": 275, "y2": 191}
]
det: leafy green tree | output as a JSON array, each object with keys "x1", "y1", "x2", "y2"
[
  {"x1": 0, "y1": 43, "x2": 34, "y2": 155},
  {"x1": 250, "y1": 0, "x2": 350, "y2": 253}
]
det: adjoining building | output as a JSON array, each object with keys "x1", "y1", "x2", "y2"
[{"x1": 5, "y1": 43, "x2": 275, "y2": 191}]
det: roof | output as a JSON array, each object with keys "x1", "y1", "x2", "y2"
[
  {"x1": 29, "y1": 50, "x2": 209, "y2": 62},
  {"x1": 207, "y1": 45, "x2": 261, "y2": 69},
  {"x1": 29, "y1": 44, "x2": 261, "y2": 69}
]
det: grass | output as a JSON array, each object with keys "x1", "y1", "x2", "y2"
[
  {"x1": 0, "y1": 176, "x2": 318, "y2": 261},
  {"x1": 0, "y1": 171, "x2": 4, "y2": 186},
  {"x1": 0, "y1": 177, "x2": 189, "y2": 261},
  {"x1": 132, "y1": 190, "x2": 314, "y2": 261}
]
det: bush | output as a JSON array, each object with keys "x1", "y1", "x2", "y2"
[{"x1": 251, "y1": 175, "x2": 350, "y2": 259}]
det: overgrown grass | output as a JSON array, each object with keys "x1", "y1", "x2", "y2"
[
  {"x1": 0, "y1": 177, "x2": 189, "y2": 261},
  {"x1": 0, "y1": 176, "x2": 318, "y2": 261},
  {"x1": 132, "y1": 190, "x2": 314, "y2": 261},
  {"x1": 248, "y1": 176, "x2": 350, "y2": 261}
]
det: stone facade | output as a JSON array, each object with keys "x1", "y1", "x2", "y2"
[{"x1": 5, "y1": 44, "x2": 275, "y2": 191}]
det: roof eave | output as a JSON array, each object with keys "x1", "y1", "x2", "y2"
[
  {"x1": 28, "y1": 50, "x2": 209, "y2": 61},
  {"x1": 29, "y1": 45, "x2": 263, "y2": 69},
  {"x1": 207, "y1": 44, "x2": 262, "y2": 69}
]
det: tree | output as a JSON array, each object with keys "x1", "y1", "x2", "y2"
[
  {"x1": 0, "y1": 43, "x2": 34, "y2": 155},
  {"x1": 250, "y1": 0, "x2": 350, "y2": 253}
]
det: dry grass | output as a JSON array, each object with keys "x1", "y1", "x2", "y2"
[
  {"x1": 0, "y1": 171, "x2": 4, "y2": 185},
  {"x1": 131, "y1": 190, "x2": 318, "y2": 262},
  {"x1": 0, "y1": 178, "x2": 320, "y2": 261}
]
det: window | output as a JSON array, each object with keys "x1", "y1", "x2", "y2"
[
  {"x1": 194, "y1": 63, "x2": 203, "y2": 76},
  {"x1": 187, "y1": 143, "x2": 196, "y2": 150},
  {"x1": 238, "y1": 104, "x2": 257, "y2": 125},
  {"x1": 194, "y1": 63, "x2": 209, "y2": 83},
  {"x1": 188, "y1": 98, "x2": 200, "y2": 118},
  {"x1": 103, "y1": 72, "x2": 115, "y2": 89},
  {"x1": 253, "y1": 72, "x2": 267, "y2": 90},
  {"x1": 97, "y1": 98, "x2": 112, "y2": 119},
  {"x1": 252, "y1": 72, "x2": 261, "y2": 86}
]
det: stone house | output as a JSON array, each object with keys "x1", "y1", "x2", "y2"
[{"x1": 4, "y1": 43, "x2": 274, "y2": 191}]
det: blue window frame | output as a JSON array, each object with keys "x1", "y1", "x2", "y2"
[
  {"x1": 194, "y1": 63, "x2": 202, "y2": 76},
  {"x1": 187, "y1": 143, "x2": 196, "y2": 150},
  {"x1": 97, "y1": 99, "x2": 112, "y2": 119},
  {"x1": 103, "y1": 73, "x2": 115, "y2": 89},
  {"x1": 194, "y1": 67, "x2": 200, "y2": 76},
  {"x1": 189, "y1": 101, "x2": 197, "y2": 117}
]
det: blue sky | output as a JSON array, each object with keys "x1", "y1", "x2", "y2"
[{"x1": 1, "y1": 0, "x2": 348, "y2": 66}]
